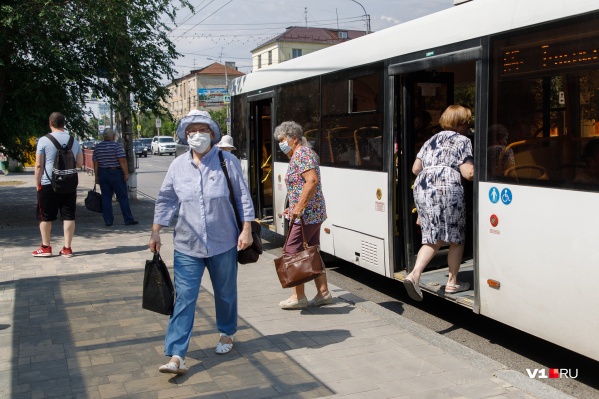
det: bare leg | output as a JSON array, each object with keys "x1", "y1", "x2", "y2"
[
  {"x1": 313, "y1": 274, "x2": 330, "y2": 298},
  {"x1": 407, "y1": 241, "x2": 443, "y2": 284},
  {"x1": 446, "y1": 242, "x2": 464, "y2": 286},
  {"x1": 291, "y1": 284, "x2": 307, "y2": 300},
  {"x1": 39, "y1": 221, "x2": 52, "y2": 246},
  {"x1": 63, "y1": 220, "x2": 75, "y2": 248}
]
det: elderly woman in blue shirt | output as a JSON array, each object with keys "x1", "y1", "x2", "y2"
[{"x1": 149, "y1": 110, "x2": 254, "y2": 375}]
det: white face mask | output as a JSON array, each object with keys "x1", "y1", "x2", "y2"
[{"x1": 188, "y1": 133, "x2": 211, "y2": 153}]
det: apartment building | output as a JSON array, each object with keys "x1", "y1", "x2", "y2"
[
  {"x1": 251, "y1": 26, "x2": 367, "y2": 72},
  {"x1": 165, "y1": 62, "x2": 244, "y2": 120}
]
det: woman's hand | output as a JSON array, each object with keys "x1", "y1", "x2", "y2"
[
  {"x1": 291, "y1": 207, "x2": 305, "y2": 221},
  {"x1": 238, "y1": 222, "x2": 253, "y2": 250},
  {"x1": 149, "y1": 226, "x2": 162, "y2": 252}
]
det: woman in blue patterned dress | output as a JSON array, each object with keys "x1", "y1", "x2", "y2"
[
  {"x1": 403, "y1": 105, "x2": 475, "y2": 301},
  {"x1": 274, "y1": 121, "x2": 333, "y2": 309}
]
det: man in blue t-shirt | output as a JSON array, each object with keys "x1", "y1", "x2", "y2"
[
  {"x1": 33, "y1": 112, "x2": 83, "y2": 258},
  {"x1": 93, "y1": 128, "x2": 138, "y2": 227}
]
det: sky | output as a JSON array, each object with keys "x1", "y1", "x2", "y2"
[{"x1": 166, "y1": 0, "x2": 454, "y2": 78}]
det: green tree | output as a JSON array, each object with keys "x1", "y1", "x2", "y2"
[
  {"x1": 0, "y1": 0, "x2": 192, "y2": 161},
  {"x1": 136, "y1": 113, "x2": 175, "y2": 138},
  {"x1": 209, "y1": 108, "x2": 228, "y2": 133}
]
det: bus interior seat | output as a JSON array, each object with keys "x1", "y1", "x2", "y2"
[
  {"x1": 326, "y1": 127, "x2": 358, "y2": 165},
  {"x1": 304, "y1": 128, "x2": 318, "y2": 148},
  {"x1": 504, "y1": 164, "x2": 548, "y2": 180},
  {"x1": 354, "y1": 126, "x2": 381, "y2": 166}
]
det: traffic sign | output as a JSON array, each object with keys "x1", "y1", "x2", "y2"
[
  {"x1": 223, "y1": 95, "x2": 231, "y2": 104},
  {"x1": 155, "y1": 118, "x2": 162, "y2": 128}
]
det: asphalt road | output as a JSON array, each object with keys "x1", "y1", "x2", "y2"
[{"x1": 134, "y1": 154, "x2": 599, "y2": 399}]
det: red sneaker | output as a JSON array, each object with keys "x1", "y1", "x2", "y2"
[
  {"x1": 59, "y1": 247, "x2": 73, "y2": 258},
  {"x1": 32, "y1": 245, "x2": 52, "y2": 257}
]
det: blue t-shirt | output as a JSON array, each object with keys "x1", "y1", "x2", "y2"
[{"x1": 36, "y1": 131, "x2": 82, "y2": 186}]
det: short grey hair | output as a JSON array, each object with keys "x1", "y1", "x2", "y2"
[
  {"x1": 273, "y1": 121, "x2": 311, "y2": 147},
  {"x1": 103, "y1": 128, "x2": 116, "y2": 138}
]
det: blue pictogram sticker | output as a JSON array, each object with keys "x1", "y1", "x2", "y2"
[
  {"x1": 501, "y1": 188, "x2": 512, "y2": 205},
  {"x1": 489, "y1": 187, "x2": 500, "y2": 204}
]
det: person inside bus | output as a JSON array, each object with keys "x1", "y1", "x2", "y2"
[
  {"x1": 274, "y1": 121, "x2": 333, "y2": 309},
  {"x1": 487, "y1": 124, "x2": 515, "y2": 178},
  {"x1": 403, "y1": 105, "x2": 474, "y2": 301},
  {"x1": 574, "y1": 138, "x2": 599, "y2": 185},
  {"x1": 414, "y1": 110, "x2": 434, "y2": 147}
]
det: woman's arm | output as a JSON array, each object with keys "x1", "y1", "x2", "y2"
[
  {"x1": 292, "y1": 168, "x2": 318, "y2": 220},
  {"x1": 412, "y1": 158, "x2": 423, "y2": 176},
  {"x1": 459, "y1": 162, "x2": 474, "y2": 181}
]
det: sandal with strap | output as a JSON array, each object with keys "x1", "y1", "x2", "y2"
[
  {"x1": 158, "y1": 356, "x2": 186, "y2": 375},
  {"x1": 445, "y1": 281, "x2": 470, "y2": 294},
  {"x1": 402, "y1": 276, "x2": 423, "y2": 301},
  {"x1": 215, "y1": 333, "x2": 234, "y2": 355}
]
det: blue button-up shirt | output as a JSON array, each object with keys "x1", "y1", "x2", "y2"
[{"x1": 154, "y1": 147, "x2": 255, "y2": 258}]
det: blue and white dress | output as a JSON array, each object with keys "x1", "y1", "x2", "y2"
[{"x1": 414, "y1": 131, "x2": 473, "y2": 244}]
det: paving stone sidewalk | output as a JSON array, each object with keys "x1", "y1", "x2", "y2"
[{"x1": 0, "y1": 171, "x2": 571, "y2": 399}]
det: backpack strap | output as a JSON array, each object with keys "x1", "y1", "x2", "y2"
[
  {"x1": 43, "y1": 133, "x2": 75, "y2": 182},
  {"x1": 45, "y1": 133, "x2": 74, "y2": 150}
]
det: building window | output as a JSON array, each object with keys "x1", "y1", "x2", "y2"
[
  {"x1": 292, "y1": 48, "x2": 302, "y2": 59},
  {"x1": 338, "y1": 31, "x2": 348, "y2": 39},
  {"x1": 258, "y1": 54, "x2": 262, "y2": 69},
  {"x1": 268, "y1": 50, "x2": 272, "y2": 65}
]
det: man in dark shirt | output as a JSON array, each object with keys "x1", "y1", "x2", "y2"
[{"x1": 93, "y1": 128, "x2": 138, "y2": 226}]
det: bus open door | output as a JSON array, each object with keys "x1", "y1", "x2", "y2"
[{"x1": 249, "y1": 98, "x2": 274, "y2": 225}]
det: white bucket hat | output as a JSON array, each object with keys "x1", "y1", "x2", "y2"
[
  {"x1": 176, "y1": 109, "x2": 221, "y2": 145},
  {"x1": 216, "y1": 135, "x2": 236, "y2": 150}
]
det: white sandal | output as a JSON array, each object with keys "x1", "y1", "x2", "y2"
[
  {"x1": 158, "y1": 356, "x2": 186, "y2": 374},
  {"x1": 215, "y1": 333, "x2": 234, "y2": 355}
]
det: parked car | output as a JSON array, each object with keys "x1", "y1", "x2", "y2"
[
  {"x1": 133, "y1": 140, "x2": 148, "y2": 158},
  {"x1": 175, "y1": 138, "x2": 189, "y2": 158},
  {"x1": 151, "y1": 135, "x2": 176, "y2": 156},
  {"x1": 81, "y1": 140, "x2": 98, "y2": 150},
  {"x1": 139, "y1": 137, "x2": 152, "y2": 154}
]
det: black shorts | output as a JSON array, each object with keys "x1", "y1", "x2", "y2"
[{"x1": 36, "y1": 184, "x2": 77, "y2": 221}]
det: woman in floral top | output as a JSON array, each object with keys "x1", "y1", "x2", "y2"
[
  {"x1": 274, "y1": 121, "x2": 332, "y2": 309},
  {"x1": 403, "y1": 105, "x2": 474, "y2": 301}
]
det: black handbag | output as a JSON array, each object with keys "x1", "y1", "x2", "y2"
[
  {"x1": 218, "y1": 151, "x2": 263, "y2": 264},
  {"x1": 85, "y1": 184, "x2": 103, "y2": 213},
  {"x1": 142, "y1": 252, "x2": 175, "y2": 315}
]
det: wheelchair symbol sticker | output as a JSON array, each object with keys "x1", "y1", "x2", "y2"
[
  {"x1": 489, "y1": 187, "x2": 500, "y2": 204},
  {"x1": 501, "y1": 188, "x2": 512, "y2": 205}
]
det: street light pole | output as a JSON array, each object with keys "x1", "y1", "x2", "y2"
[{"x1": 349, "y1": 0, "x2": 370, "y2": 34}]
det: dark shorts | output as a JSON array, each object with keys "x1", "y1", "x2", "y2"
[
  {"x1": 36, "y1": 185, "x2": 77, "y2": 221},
  {"x1": 285, "y1": 222, "x2": 322, "y2": 254}
]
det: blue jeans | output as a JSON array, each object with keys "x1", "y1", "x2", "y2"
[
  {"x1": 164, "y1": 247, "x2": 238, "y2": 358},
  {"x1": 97, "y1": 168, "x2": 134, "y2": 225}
]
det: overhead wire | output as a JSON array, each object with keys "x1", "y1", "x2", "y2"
[{"x1": 173, "y1": 0, "x2": 234, "y2": 40}]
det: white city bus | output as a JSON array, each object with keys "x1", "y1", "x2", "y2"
[{"x1": 230, "y1": 0, "x2": 599, "y2": 362}]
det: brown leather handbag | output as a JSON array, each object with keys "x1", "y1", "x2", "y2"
[{"x1": 274, "y1": 218, "x2": 325, "y2": 288}]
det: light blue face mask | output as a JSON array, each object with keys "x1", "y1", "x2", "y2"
[{"x1": 279, "y1": 140, "x2": 291, "y2": 154}]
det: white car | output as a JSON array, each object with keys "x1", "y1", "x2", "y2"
[{"x1": 151, "y1": 136, "x2": 176, "y2": 156}]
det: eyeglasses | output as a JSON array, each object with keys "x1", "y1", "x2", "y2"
[{"x1": 186, "y1": 129, "x2": 211, "y2": 137}]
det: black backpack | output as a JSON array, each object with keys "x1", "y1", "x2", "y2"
[{"x1": 44, "y1": 134, "x2": 78, "y2": 193}]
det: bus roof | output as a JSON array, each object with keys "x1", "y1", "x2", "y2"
[{"x1": 231, "y1": 0, "x2": 597, "y2": 96}]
